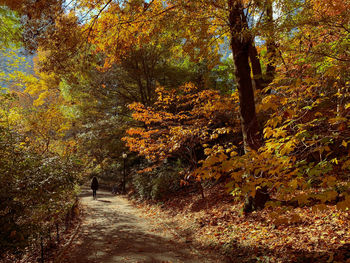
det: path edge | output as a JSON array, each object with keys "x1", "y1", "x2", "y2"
[{"x1": 53, "y1": 220, "x2": 81, "y2": 263}]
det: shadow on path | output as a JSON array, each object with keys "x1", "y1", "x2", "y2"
[{"x1": 62, "y1": 187, "x2": 219, "y2": 263}]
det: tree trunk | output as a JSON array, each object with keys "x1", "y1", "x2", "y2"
[
  {"x1": 265, "y1": 1, "x2": 277, "y2": 85},
  {"x1": 228, "y1": 0, "x2": 261, "y2": 152},
  {"x1": 249, "y1": 43, "x2": 265, "y2": 91},
  {"x1": 228, "y1": 0, "x2": 269, "y2": 212}
]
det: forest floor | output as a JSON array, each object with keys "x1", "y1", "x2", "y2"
[
  {"x1": 129, "y1": 184, "x2": 350, "y2": 263},
  {"x1": 59, "y1": 186, "x2": 227, "y2": 263}
]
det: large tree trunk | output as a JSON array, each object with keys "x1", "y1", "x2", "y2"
[
  {"x1": 228, "y1": 0, "x2": 269, "y2": 212},
  {"x1": 228, "y1": 0, "x2": 261, "y2": 152}
]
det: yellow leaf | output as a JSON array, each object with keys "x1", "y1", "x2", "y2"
[
  {"x1": 263, "y1": 127, "x2": 272, "y2": 138},
  {"x1": 289, "y1": 179, "x2": 298, "y2": 189},
  {"x1": 210, "y1": 133, "x2": 219, "y2": 140},
  {"x1": 342, "y1": 140, "x2": 348, "y2": 147},
  {"x1": 204, "y1": 148, "x2": 212, "y2": 155},
  {"x1": 230, "y1": 151, "x2": 238, "y2": 157}
]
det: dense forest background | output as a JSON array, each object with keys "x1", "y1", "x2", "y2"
[{"x1": 0, "y1": 0, "x2": 349, "y2": 260}]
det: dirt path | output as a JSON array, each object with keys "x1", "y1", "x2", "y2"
[{"x1": 61, "y1": 187, "x2": 223, "y2": 263}]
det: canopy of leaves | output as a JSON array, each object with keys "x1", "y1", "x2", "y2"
[
  {"x1": 1, "y1": 0, "x2": 350, "y2": 259},
  {"x1": 0, "y1": 6, "x2": 22, "y2": 47}
]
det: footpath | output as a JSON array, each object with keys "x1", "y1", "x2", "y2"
[{"x1": 60, "y1": 187, "x2": 223, "y2": 263}]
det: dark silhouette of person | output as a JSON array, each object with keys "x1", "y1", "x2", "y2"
[{"x1": 91, "y1": 176, "x2": 99, "y2": 199}]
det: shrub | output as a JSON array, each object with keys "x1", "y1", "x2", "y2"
[{"x1": 132, "y1": 161, "x2": 183, "y2": 200}]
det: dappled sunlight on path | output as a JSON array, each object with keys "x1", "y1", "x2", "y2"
[{"x1": 61, "y1": 187, "x2": 219, "y2": 263}]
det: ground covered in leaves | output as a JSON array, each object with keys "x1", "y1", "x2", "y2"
[{"x1": 130, "y1": 184, "x2": 350, "y2": 263}]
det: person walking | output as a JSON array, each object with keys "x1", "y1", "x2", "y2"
[{"x1": 91, "y1": 176, "x2": 99, "y2": 199}]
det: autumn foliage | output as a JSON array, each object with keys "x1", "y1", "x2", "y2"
[
  {"x1": 124, "y1": 83, "x2": 239, "y2": 166},
  {"x1": 1, "y1": 0, "x2": 350, "y2": 261}
]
